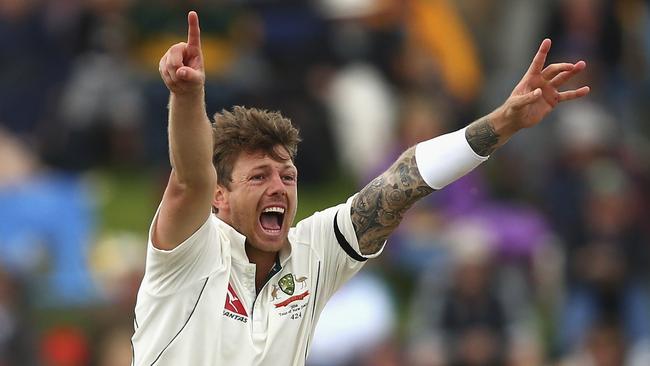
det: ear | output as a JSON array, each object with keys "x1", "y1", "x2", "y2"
[{"x1": 213, "y1": 185, "x2": 229, "y2": 213}]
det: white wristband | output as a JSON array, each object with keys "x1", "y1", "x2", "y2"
[{"x1": 415, "y1": 127, "x2": 489, "y2": 190}]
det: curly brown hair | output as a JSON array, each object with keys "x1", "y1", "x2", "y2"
[{"x1": 211, "y1": 106, "x2": 301, "y2": 189}]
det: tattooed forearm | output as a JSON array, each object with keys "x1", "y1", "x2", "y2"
[
  {"x1": 465, "y1": 118, "x2": 500, "y2": 156},
  {"x1": 351, "y1": 147, "x2": 434, "y2": 255}
]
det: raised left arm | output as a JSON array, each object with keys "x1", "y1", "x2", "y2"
[{"x1": 351, "y1": 39, "x2": 590, "y2": 255}]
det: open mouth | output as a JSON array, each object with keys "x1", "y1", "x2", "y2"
[{"x1": 259, "y1": 206, "x2": 285, "y2": 235}]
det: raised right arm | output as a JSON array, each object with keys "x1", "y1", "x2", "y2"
[{"x1": 153, "y1": 11, "x2": 216, "y2": 250}]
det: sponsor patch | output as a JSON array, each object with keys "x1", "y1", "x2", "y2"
[{"x1": 224, "y1": 283, "x2": 248, "y2": 322}]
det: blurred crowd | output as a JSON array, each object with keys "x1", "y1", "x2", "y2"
[{"x1": 1, "y1": 0, "x2": 649, "y2": 365}]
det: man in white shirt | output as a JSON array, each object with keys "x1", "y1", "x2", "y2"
[{"x1": 131, "y1": 11, "x2": 589, "y2": 366}]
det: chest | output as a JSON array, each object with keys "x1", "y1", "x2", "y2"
[
  {"x1": 225, "y1": 259, "x2": 317, "y2": 332},
  {"x1": 213, "y1": 253, "x2": 323, "y2": 364}
]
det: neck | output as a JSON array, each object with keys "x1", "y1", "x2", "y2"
[{"x1": 245, "y1": 242, "x2": 278, "y2": 291}]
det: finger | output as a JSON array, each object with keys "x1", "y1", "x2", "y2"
[
  {"x1": 176, "y1": 66, "x2": 202, "y2": 84},
  {"x1": 168, "y1": 43, "x2": 186, "y2": 68},
  {"x1": 166, "y1": 44, "x2": 186, "y2": 82},
  {"x1": 161, "y1": 66, "x2": 174, "y2": 88},
  {"x1": 550, "y1": 61, "x2": 586, "y2": 87},
  {"x1": 558, "y1": 86, "x2": 590, "y2": 102},
  {"x1": 159, "y1": 54, "x2": 177, "y2": 87},
  {"x1": 541, "y1": 63, "x2": 574, "y2": 80},
  {"x1": 166, "y1": 64, "x2": 178, "y2": 83},
  {"x1": 187, "y1": 11, "x2": 201, "y2": 48},
  {"x1": 159, "y1": 54, "x2": 172, "y2": 83},
  {"x1": 527, "y1": 38, "x2": 552, "y2": 75},
  {"x1": 159, "y1": 53, "x2": 168, "y2": 76},
  {"x1": 511, "y1": 88, "x2": 542, "y2": 110}
]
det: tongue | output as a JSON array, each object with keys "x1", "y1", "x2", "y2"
[{"x1": 260, "y1": 213, "x2": 281, "y2": 231}]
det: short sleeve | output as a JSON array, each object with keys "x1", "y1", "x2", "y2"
[
  {"x1": 333, "y1": 194, "x2": 385, "y2": 261},
  {"x1": 293, "y1": 195, "x2": 385, "y2": 302},
  {"x1": 142, "y1": 212, "x2": 224, "y2": 296}
]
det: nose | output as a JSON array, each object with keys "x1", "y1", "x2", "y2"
[{"x1": 266, "y1": 173, "x2": 287, "y2": 196}]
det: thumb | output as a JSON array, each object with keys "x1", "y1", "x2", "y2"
[
  {"x1": 176, "y1": 66, "x2": 203, "y2": 83},
  {"x1": 510, "y1": 88, "x2": 542, "y2": 110}
]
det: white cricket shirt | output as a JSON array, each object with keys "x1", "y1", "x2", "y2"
[{"x1": 131, "y1": 195, "x2": 383, "y2": 365}]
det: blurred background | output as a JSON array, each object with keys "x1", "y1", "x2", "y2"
[{"x1": 0, "y1": 0, "x2": 649, "y2": 364}]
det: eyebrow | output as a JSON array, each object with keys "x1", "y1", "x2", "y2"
[{"x1": 249, "y1": 163, "x2": 297, "y2": 173}]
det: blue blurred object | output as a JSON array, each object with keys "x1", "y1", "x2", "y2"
[{"x1": 0, "y1": 173, "x2": 97, "y2": 306}]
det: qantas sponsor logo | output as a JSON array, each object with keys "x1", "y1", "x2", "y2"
[
  {"x1": 223, "y1": 310, "x2": 247, "y2": 323},
  {"x1": 224, "y1": 283, "x2": 248, "y2": 323}
]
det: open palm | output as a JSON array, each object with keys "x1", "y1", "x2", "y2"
[{"x1": 505, "y1": 39, "x2": 590, "y2": 130}]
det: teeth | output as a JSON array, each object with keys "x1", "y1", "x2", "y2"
[{"x1": 263, "y1": 207, "x2": 285, "y2": 214}]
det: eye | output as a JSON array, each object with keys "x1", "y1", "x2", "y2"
[
  {"x1": 282, "y1": 175, "x2": 296, "y2": 183},
  {"x1": 251, "y1": 174, "x2": 265, "y2": 181}
]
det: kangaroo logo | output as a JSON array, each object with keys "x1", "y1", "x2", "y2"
[{"x1": 294, "y1": 274, "x2": 308, "y2": 289}]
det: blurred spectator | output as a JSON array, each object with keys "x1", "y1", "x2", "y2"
[
  {"x1": 549, "y1": 1, "x2": 620, "y2": 111},
  {"x1": 556, "y1": 159, "x2": 650, "y2": 357},
  {"x1": 559, "y1": 318, "x2": 650, "y2": 366},
  {"x1": 0, "y1": 267, "x2": 36, "y2": 366},
  {"x1": 0, "y1": 128, "x2": 97, "y2": 306},
  {"x1": 546, "y1": 0, "x2": 622, "y2": 84},
  {"x1": 541, "y1": 99, "x2": 650, "y2": 360},
  {"x1": 0, "y1": 0, "x2": 66, "y2": 137},
  {"x1": 404, "y1": 0, "x2": 483, "y2": 104},
  {"x1": 90, "y1": 230, "x2": 145, "y2": 323},
  {"x1": 307, "y1": 271, "x2": 399, "y2": 366},
  {"x1": 407, "y1": 220, "x2": 543, "y2": 366},
  {"x1": 56, "y1": 0, "x2": 145, "y2": 170},
  {"x1": 316, "y1": 0, "x2": 405, "y2": 182},
  {"x1": 92, "y1": 321, "x2": 134, "y2": 366},
  {"x1": 326, "y1": 62, "x2": 397, "y2": 182},
  {"x1": 455, "y1": 0, "x2": 548, "y2": 110},
  {"x1": 544, "y1": 99, "x2": 619, "y2": 249}
]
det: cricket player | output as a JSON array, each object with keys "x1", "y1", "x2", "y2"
[{"x1": 131, "y1": 11, "x2": 589, "y2": 365}]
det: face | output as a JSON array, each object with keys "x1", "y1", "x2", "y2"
[{"x1": 214, "y1": 146, "x2": 298, "y2": 255}]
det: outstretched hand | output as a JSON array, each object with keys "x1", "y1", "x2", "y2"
[
  {"x1": 501, "y1": 39, "x2": 590, "y2": 132},
  {"x1": 159, "y1": 11, "x2": 205, "y2": 95}
]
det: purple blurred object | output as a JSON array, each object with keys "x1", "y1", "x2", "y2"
[{"x1": 442, "y1": 174, "x2": 551, "y2": 260}]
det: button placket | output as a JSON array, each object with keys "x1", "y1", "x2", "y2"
[
  {"x1": 245, "y1": 267, "x2": 256, "y2": 307},
  {"x1": 251, "y1": 287, "x2": 266, "y2": 333}
]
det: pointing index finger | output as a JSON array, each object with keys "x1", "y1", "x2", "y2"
[
  {"x1": 527, "y1": 38, "x2": 551, "y2": 75},
  {"x1": 187, "y1": 11, "x2": 201, "y2": 48}
]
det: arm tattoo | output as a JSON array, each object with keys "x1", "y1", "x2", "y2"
[
  {"x1": 465, "y1": 118, "x2": 499, "y2": 156},
  {"x1": 351, "y1": 147, "x2": 434, "y2": 255}
]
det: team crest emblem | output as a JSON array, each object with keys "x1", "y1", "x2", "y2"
[{"x1": 278, "y1": 274, "x2": 295, "y2": 295}]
